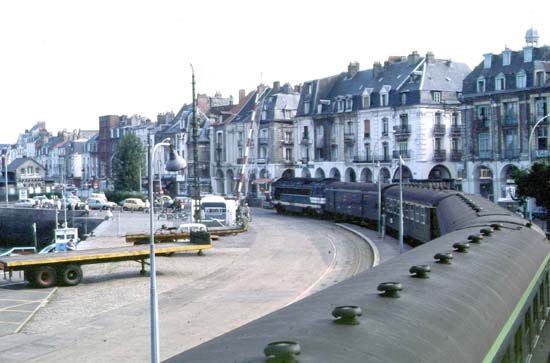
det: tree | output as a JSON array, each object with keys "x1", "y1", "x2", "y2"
[
  {"x1": 113, "y1": 133, "x2": 145, "y2": 192},
  {"x1": 513, "y1": 162, "x2": 550, "y2": 231}
]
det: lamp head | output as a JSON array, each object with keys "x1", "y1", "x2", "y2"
[{"x1": 165, "y1": 144, "x2": 187, "y2": 172}]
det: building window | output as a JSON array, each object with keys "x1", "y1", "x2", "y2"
[
  {"x1": 478, "y1": 132, "x2": 491, "y2": 158},
  {"x1": 516, "y1": 71, "x2": 527, "y2": 88},
  {"x1": 337, "y1": 98, "x2": 345, "y2": 112},
  {"x1": 303, "y1": 101, "x2": 310, "y2": 114},
  {"x1": 382, "y1": 118, "x2": 389, "y2": 136},
  {"x1": 477, "y1": 78, "x2": 486, "y2": 93},
  {"x1": 302, "y1": 126, "x2": 309, "y2": 140},
  {"x1": 382, "y1": 142, "x2": 389, "y2": 160},
  {"x1": 284, "y1": 148, "x2": 292, "y2": 161},
  {"x1": 380, "y1": 93, "x2": 388, "y2": 107},
  {"x1": 452, "y1": 112, "x2": 459, "y2": 127},
  {"x1": 345, "y1": 97, "x2": 353, "y2": 111},
  {"x1": 503, "y1": 51, "x2": 511, "y2": 66},
  {"x1": 399, "y1": 142, "x2": 408, "y2": 155},
  {"x1": 400, "y1": 92, "x2": 407, "y2": 105},
  {"x1": 434, "y1": 138, "x2": 442, "y2": 151},
  {"x1": 480, "y1": 167, "x2": 492, "y2": 179},
  {"x1": 331, "y1": 145, "x2": 338, "y2": 160},
  {"x1": 536, "y1": 71, "x2": 545, "y2": 87},
  {"x1": 432, "y1": 91, "x2": 442, "y2": 103},
  {"x1": 537, "y1": 128, "x2": 548, "y2": 151},
  {"x1": 535, "y1": 97, "x2": 548, "y2": 120},
  {"x1": 363, "y1": 95, "x2": 370, "y2": 109},
  {"x1": 435, "y1": 112, "x2": 443, "y2": 125},
  {"x1": 503, "y1": 102, "x2": 518, "y2": 125},
  {"x1": 495, "y1": 74, "x2": 506, "y2": 91},
  {"x1": 476, "y1": 105, "x2": 490, "y2": 127},
  {"x1": 399, "y1": 114, "x2": 408, "y2": 127},
  {"x1": 451, "y1": 138, "x2": 460, "y2": 151},
  {"x1": 364, "y1": 119, "x2": 370, "y2": 138}
]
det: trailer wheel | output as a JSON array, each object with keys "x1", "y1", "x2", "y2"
[
  {"x1": 59, "y1": 264, "x2": 83, "y2": 286},
  {"x1": 32, "y1": 266, "x2": 57, "y2": 288}
]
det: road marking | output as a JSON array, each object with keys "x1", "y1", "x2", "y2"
[{"x1": 285, "y1": 235, "x2": 338, "y2": 306}]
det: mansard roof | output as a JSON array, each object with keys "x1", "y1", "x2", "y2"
[{"x1": 7, "y1": 157, "x2": 43, "y2": 172}]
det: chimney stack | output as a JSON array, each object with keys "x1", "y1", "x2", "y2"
[
  {"x1": 373, "y1": 62, "x2": 383, "y2": 78},
  {"x1": 347, "y1": 61, "x2": 360, "y2": 78},
  {"x1": 426, "y1": 51, "x2": 435, "y2": 63},
  {"x1": 408, "y1": 51, "x2": 420, "y2": 65},
  {"x1": 273, "y1": 81, "x2": 280, "y2": 93},
  {"x1": 239, "y1": 89, "x2": 246, "y2": 104}
]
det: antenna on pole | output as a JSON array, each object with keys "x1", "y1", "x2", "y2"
[{"x1": 190, "y1": 64, "x2": 201, "y2": 222}]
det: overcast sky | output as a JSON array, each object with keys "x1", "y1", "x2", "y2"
[{"x1": 0, "y1": 0, "x2": 548, "y2": 144}]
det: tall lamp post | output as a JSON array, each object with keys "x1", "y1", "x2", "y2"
[
  {"x1": 527, "y1": 112, "x2": 550, "y2": 220},
  {"x1": 148, "y1": 134, "x2": 186, "y2": 363},
  {"x1": 2, "y1": 152, "x2": 8, "y2": 206}
]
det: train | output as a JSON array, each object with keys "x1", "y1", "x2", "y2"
[
  {"x1": 270, "y1": 177, "x2": 480, "y2": 244},
  {"x1": 164, "y1": 177, "x2": 549, "y2": 363}
]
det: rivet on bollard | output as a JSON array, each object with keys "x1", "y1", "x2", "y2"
[
  {"x1": 264, "y1": 341, "x2": 301, "y2": 363},
  {"x1": 409, "y1": 265, "x2": 431, "y2": 278},
  {"x1": 453, "y1": 242, "x2": 470, "y2": 253},
  {"x1": 434, "y1": 252, "x2": 453, "y2": 264},
  {"x1": 468, "y1": 234, "x2": 483, "y2": 243},
  {"x1": 377, "y1": 282, "x2": 403, "y2": 298},
  {"x1": 480, "y1": 228, "x2": 493, "y2": 236},
  {"x1": 332, "y1": 305, "x2": 362, "y2": 325},
  {"x1": 490, "y1": 223, "x2": 503, "y2": 231}
]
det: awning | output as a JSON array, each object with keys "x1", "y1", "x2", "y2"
[{"x1": 252, "y1": 178, "x2": 273, "y2": 184}]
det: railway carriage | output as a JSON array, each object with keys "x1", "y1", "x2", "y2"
[{"x1": 324, "y1": 182, "x2": 380, "y2": 225}]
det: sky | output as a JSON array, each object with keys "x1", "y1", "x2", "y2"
[{"x1": 0, "y1": 0, "x2": 548, "y2": 144}]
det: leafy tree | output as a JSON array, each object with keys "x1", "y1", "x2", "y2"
[
  {"x1": 113, "y1": 133, "x2": 145, "y2": 192},
  {"x1": 513, "y1": 162, "x2": 550, "y2": 231}
]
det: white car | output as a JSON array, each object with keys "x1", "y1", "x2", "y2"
[
  {"x1": 14, "y1": 198, "x2": 37, "y2": 208},
  {"x1": 87, "y1": 198, "x2": 117, "y2": 210}
]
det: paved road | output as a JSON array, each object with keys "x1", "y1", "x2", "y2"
[{"x1": 0, "y1": 208, "x2": 375, "y2": 362}]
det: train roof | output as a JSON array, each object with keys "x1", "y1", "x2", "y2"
[
  {"x1": 384, "y1": 185, "x2": 459, "y2": 206},
  {"x1": 325, "y1": 181, "x2": 379, "y2": 192},
  {"x1": 165, "y1": 222, "x2": 549, "y2": 363},
  {"x1": 271, "y1": 177, "x2": 339, "y2": 188}
]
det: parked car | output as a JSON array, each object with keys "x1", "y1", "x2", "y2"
[
  {"x1": 33, "y1": 195, "x2": 54, "y2": 208},
  {"x1": 14, "y1": 198, "x2": 37, "y2": 208},
  {"x1": 87, "y1": 197, "x2": 117, "y2": 210},
  {"x1": 123, "y1": 198, "x2": 145, "y2": 211},
  {"x1": 532, "y1": 207, "x2": 547, "y2": 219}
]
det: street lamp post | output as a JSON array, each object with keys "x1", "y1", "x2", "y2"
[
  {"x1": 148, "y1": 134, "x2": 186, "y2": 363},
  {"x1": 3, "y1": 153, "x2": 8, "y2": 206},
  {"x1": 527, "y1": 112, "x2": 550, "y2": 220}
]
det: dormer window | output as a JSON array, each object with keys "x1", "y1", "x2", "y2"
[
  {"x1": 380, "y1": 93, "x2": 388, "y2": 107},
  {"x1": 503, "y1": 51, "x2": 511, "y2": 66},
  {"x1": 432, "y1": 91, "x2": 441, "y2": 103},
  {"x1": 303, "y1": 101, "x2": 310, "y2": 114},
  {"x1": 516, "y1": 71, "x2": 527, "y2": 88},
  {"x1": 495, "y1": 73, "x2": 506, "y2": 91},
  {"x1": 337, "y1": 98, "x2": 345, "y2": 112},
  {"x1": 363, "y1": 95, "x2": 370, "y2": 109},
  {"x1": 535, "y1": 71, "x2": 545, "y2": 87},
  {"x1": 477, "y1": 77, "x2": 486, "y2": 93},
  {"x1": 345, "y1": 97, "x2": 353, "y2": 111},
  {"x1": 400, "y1": 92, "x2": 407, "y2": 105}
]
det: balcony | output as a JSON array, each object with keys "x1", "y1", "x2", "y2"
[
  {"x1": 352, "y1": 153, "x2": 373, "y2": 163},
  {"x1": 375, "y1": 154, "x2": 392, "y2": 163},
  {"x1": 330, "y1": 136, "x2": 338, "y2": 145},
  {"x1": 393, "y1": 125, "x2": 411, "y2": 141},
  {"x1": 477, "y1": 149, "x2": 492, "y2": 160},
  {"x1": 282, "y1": 159, "x2": 294, "y2": 166},
  {"x1": 236, "y1": 158, "x2": 244, "y2": 164},
  {"x1": 450, "y1": 150, "x2": 463, "y2": 161},
  {"x1": 256, "y1": 158, "x2": 266, "y2": 164},
  {"x1": 432, "y1": 124, "x2": 446, "y2": 136},
  {"x1": 503, "y1": 148, "x2": 520, "y2": 160},
  {"x1": 300, "y1": 138, "x2": 312, "y2": 145},
  {"x1": 215, "y1": 144, "x2": 223, "y2": 152},
  {"x1": 476, "y1": 118, "x2": 490, "y2": 130},
  {"x1": 432, "y1": 149, "x2": 447, "y2": 162},
  {"x1": 281, "y1": 139, "x2": 294, "y2": 145},
  {"x1": 259, "y1": 137, "x2": 269, "y2": 145},
  {"x1": 450, "y1": 125, "x2": 463, "y2": 136},
  {"x1": 344, "y1": 133, "x2": 355, "y2": 144},
  {"x1": 237, "y1": 140, "x2": 243, "y2": 146},
  {"x1": 392, "y1": 150, "x2": 410, "y2": 159}
]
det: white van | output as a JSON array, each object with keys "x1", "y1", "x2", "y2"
[{"x1": 177, "y1": 223, "x2": 208, "y2": 233}]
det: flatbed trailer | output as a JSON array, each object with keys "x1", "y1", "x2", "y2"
[
  {"x1": 125, "y1": 225, "x2": 247, "y2": 244},
  {"x1": 0, "y1": 242, "x2": 211, "y2": 288}
]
